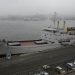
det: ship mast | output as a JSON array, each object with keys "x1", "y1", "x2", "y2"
[
  {"x1": 57, "y1": 20, "x2": 59, "y2": 30},
  {"x1": 53, "y1": 12, "x2": 56, "y2": 28},
  {"x1": 63, "y1": 20, "x2": 66, "y2": 29}
]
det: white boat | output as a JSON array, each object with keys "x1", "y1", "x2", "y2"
[{"x1": 41, "y1": 24, "x2": 75, "y2": 45}]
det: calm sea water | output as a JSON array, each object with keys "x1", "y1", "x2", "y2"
[{"x1": 0, "y1": 20, "x2": 75, "y2": 41}]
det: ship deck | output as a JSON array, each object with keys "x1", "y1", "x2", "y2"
[
  {"x1": 20, "y1": 41, "x2": 36, "y2": 46},
  {"x1": 8, "y1": 39, "x2": 48, "y2": 46}
]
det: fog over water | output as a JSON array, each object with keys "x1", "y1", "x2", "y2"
[
  {"x1": 0, "y1": 0, "x2": 75, "y2": 40},
  {"x1": 0, "y1": 20, "x2": 48, "y2": 40},
  {"x1": 0, "y1": 20, "x2": 75, "y2": 41}
]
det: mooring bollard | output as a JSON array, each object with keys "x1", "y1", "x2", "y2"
[
  {"x1": 6, "y1": 51, "x2": 11, "y2": 60},
  {"x1": 2, "y1": 39, "x2": 11, "y2": 60},
  {"x1": 6, "y1": 45, "x2": 11, "y2": 60}
]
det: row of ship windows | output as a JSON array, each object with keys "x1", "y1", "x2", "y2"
[
  {"x1": 42, "y1": 32, "x2": 75, "y2": 36},
  {"x1": 44, "y1": 34, "x2": 60, "y2": 36}
]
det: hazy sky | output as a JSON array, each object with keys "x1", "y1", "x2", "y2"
[{"x1": 0, "y1": 0, "x2": 75, "y2": 16}]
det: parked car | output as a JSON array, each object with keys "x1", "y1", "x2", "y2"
[
  {"x1": 60, "y1": 42, "x2": 70, "y2": 46},
  {"x1": 34, "y1": 73, "x2": 40, "y2": 75},
  {"x1": 66, "y1": 62, "x2": 75, "y2": 70},
  {"x1": 34, "y1": 71, "x2": 49, "y2": 75},
  {"x1": 55, "y1": 66, "x2": 66, "y2": 74},
  {"x1": 40, "y1": 71, "x2": 49, "y2": 75},
  {"x1": 69, "y1": 39, "x2": 75, "y2": 46},
  {"x1": 42, "y1": 65, "x2": 51, "y2": 70}
]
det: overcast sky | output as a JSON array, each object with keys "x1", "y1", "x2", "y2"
[{"x1": 0, "y1": 0, "x2": 75, "y2": 16}]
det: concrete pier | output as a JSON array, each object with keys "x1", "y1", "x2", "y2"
[{"x1": 0, "y1": 46, "x2": 75, "y2": 75}]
